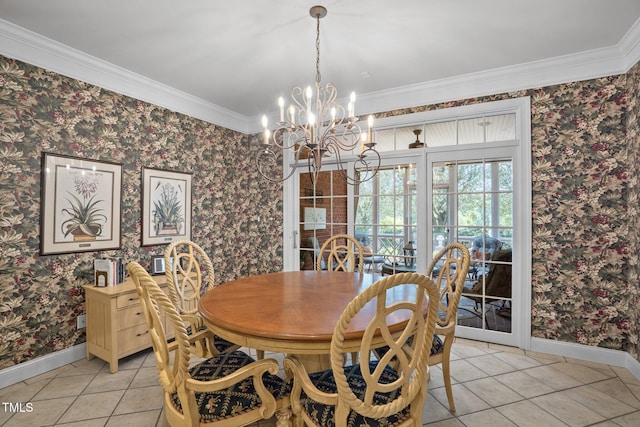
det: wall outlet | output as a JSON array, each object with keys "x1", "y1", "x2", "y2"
[{"x1": 77, "y1": 314, "x2": 86, "y2": 329}]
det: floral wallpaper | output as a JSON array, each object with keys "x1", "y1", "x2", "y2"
[
  {"x1": 0, "y1": 55, "x2": 283, "y2": 369},
  {"x1": 0, "y1": 53, "x2": 638, "y2": 370},
  {"x1": 375, "y1": 68, "x2": 639, "y2": 362}
]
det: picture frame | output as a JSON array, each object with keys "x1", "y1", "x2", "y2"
[
  {"x1": 303, "y1": 207, "x2": 326, "y2": 230},
  {"x1": 40, "y1": 153, "x2": 123, "y2": 255},
  {"x1": 141, "y1": 167, "x2": 192, "y2": 246}
]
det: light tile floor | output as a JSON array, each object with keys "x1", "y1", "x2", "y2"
[{"x1": 1, "y1": 338, "x2": 639, "y2": 426}]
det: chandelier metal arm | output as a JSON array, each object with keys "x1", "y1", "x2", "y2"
[{"x1": 258, "y1": 5, "x2": 380, "y2": 185}]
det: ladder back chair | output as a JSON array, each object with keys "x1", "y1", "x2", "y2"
[
  {"x1": 127, "y1": 262, "x2": 291, "y2": 427},
  {"x1": 284, "y1": 272, "x2": 440, "y2": 427},
  {"x1": 164, "y1": 240, "x2": 240, "y2": 357}
]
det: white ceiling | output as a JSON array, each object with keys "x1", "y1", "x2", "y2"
[{"x1": 1, "y1": 0, "x2": 640, "y2": 133}]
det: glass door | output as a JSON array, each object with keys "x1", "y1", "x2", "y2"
[
  {"x1": 298, "y1": 169, "x2": 350, "y2": 271},
  {"x1": 428, "y1": 147, "x2": 520, "y2": 346},
  {"x1": 354, "y1": 163, "x2": 418, "y2": 275}
]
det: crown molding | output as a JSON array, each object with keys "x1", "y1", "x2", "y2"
[
  {"x1": 619, "y1": 14, "x2": 640, "y2": 69},
  {"x1": 2, "y1": 17, "x2": 639, "y2": 136},
  {"x1": 0, "y1": 19, "x2": 250, "y2": 133}
]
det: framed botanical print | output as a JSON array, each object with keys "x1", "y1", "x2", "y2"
[
  {"x1": 141, "y1": 167, "x2": 192, "y2": 246},
  {"x1": 40, "y1": 153, "x2": 123, "y2": 255}
]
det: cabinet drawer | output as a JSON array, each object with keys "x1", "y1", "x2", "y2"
[
  {"x1": 116, "y1": 292, "x2": 140, "y2": 309},
  {"x1": 118, "y1": 323, "x2": 152, "y2": 356},
  {"x1": 117, "y1": 305, "x2": 147, "y2": 331}
]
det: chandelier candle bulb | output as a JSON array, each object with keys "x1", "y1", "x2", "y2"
[
  {"x1": 255, "y1": 5, "x2": 380, "y2": 184},
  {"x1": 278, "y1": 97, "x2": 285, "y2": 122},
  {"x1": 305, "y1": 86, "x2": 313, "y2": 117},
  {"x1": 308, "y1": 113, "x2": 315, "y2": 142},
  {"x1": 289, "y1": 105, "x2": 296, "y2": 125},
  {"x1": 350, "y1": 92, "x2": 356, "y2": 117}
]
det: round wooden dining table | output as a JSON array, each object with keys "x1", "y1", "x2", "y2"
[{"x1": 198, "y1": 270, "x2": 424, "y2": 372}]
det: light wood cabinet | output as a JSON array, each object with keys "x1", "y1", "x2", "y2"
[{"x1": 83, "y1": 275, "x2": 170, "y2": 373}]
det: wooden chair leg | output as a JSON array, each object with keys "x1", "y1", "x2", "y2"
[
  {"x1": 257, "y1": 349, "x2": 264, "y2": 359},
  {"x1": 442, "y1": 357, "x2": 456, "y2": 412}
]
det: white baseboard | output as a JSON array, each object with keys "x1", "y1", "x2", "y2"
[
  {"x1": 0, "y1": 343, "x2": 86, "y2": 389},
  {"x1": 1, "y1": 340, "x2": 639, "y2": 389},
  {"x1": 530, "y1": 337, "x2": 640, "y2": 380}
]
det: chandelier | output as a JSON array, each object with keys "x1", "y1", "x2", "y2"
[{"x1": 258, "y1": 5, "x2": 380, "y2": 185}]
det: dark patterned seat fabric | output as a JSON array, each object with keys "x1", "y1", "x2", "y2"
[
  {"x1": 374, "y1": 333, "x2": 444, "y2": 361},
  {"x1": 301, "y1": 361, "x2": 410, "y2": 427},
  {"x1": 189, "y1": 324, "x2": 237, "y2": 354},
  {"x1": 212, "y1": 335, "x2": 239, "y2": 353},
  {"x1": 170, "y1": 350, "x2": 290, "y2": 422}
]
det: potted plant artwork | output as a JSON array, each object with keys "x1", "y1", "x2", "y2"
[
  {"x1": 152, "y1": 181, "x2": 184, "y2": 235},
  {"x1": 60, "y1": 175, "x2": 107, "y2": 241}
]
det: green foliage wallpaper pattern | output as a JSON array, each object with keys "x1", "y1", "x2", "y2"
[
  {"x1": 0, "y1": 54, "x2": 638, "y2": 369},
  {"x1": 375, "y1": 68, "x2": 639, "y2": 362},
  {"x1": 0, "y1": 56, "x2": 283, "y2": 368}
]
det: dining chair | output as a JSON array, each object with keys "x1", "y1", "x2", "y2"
[
  {"x1": 316, "y1": 234, "x2": 364, "y2": 273},
  {"x1": 372, "y1": 242, "x2": 470, "y2": 412},
  {"x1": 164, "y1": 240, "x2": 240, "y2": 358},
  {"x1": 284, "y1": 272, "x2": 440, "y2": 427},
  {"x1": 316, "y1": 234, "x2": 365, "y2": 364},
  {"x1": 127, "y1": 262, "x2": 291, "y2": 427},
  {"x1": 425, "y1": 242, "x2": 470, "y2": 412}
]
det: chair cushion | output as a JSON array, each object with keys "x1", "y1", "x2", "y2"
[
  {"x1": 431, "y1": 333, "x2": 444, "y2": 356},
  {"x1": 301, "y1": 361, "x2": 410, "y2": 427},
  {"x1": 374, "y1": 333, "x2": 444, "y2": 360},
  {"x1": 192, "y1": 325, "x2": 237, "y2": 353},
  {"x1": 170, "y1": 350, "x2": 290, "y2": 422},
  {"x1": 213, "y1": 335, "x2": 239, "y2": 353}
]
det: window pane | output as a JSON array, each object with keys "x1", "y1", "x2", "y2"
[
  {"x1": 355, "y1": 195, "x2": 372, "y2": 224},
  {"x1": 373, "y1": 128, "x2": 395, "y2": 152},
  {"x1": 432, "y1": 228, "x2": 448, "y2": 253},
  {"x1": 458, "y1": 193, "x2": 484, "y2": 227},
  {"x1": 458, "y1": 117, "x2": 485, "y2": 144},
  {"x1": 486, "y1": 113, "x2": 516, "y2": 142},
  {"x1": 499, "y1": 161, "x2": 513, "y2": 191},
  {"x1": 377, "y1": 195, "x2": 394, "y2": 224},
  {"x1": 378, "y1": 169, "x2": 396, "y2": 195},
  {"x1": 499, "y1": 193, "x2": 513, "y2": 227},
  {"x1": 432, "y1": 163, "x2": 450, "y2": 184},
  {"x1": 425, "y1": 121, "x2": 456, "y2": 147},
  {"x1": 432, "y1": 192, "x2": 449, "y2": 226},
  {"x1": 396, "y1": 126, "x2": 422, "y2": 150},
  {"x1": 457, "y1": 227, "x2": 483, "y2": 242},
  {"x1": 457, "y1": 163, "x2": 484, "y2": 192}
]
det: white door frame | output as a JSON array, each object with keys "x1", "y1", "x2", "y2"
[{"x1": 283, "y1": 97, "x2": 532, "y2": 349}]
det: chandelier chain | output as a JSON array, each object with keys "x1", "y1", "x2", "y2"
[{"x1": 315, "y1": 12, "x2": 321, "y2": 85}]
